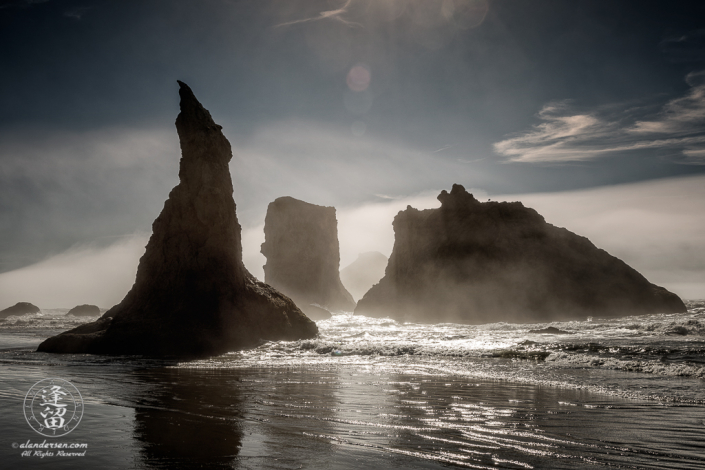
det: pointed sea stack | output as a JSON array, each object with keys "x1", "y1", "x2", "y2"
[
  {"x1": 355, "y1": 184, "x2": 686, "y2": 324},
  {"x1": 38, "y1": 82, "x2": 317, "y2": 357},
  {"x1": 261, "y1": 197, "x2": 356, "y2": 318}
]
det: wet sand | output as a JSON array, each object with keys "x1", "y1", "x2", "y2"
[{"x1": 1, "y1": 361, "x2": 703, "y2": 469}]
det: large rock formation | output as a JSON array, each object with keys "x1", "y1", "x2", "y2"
[
  {"x1": 0, "y1": 302, "x2": 40, "y2": 319},
  {"x1": 66, "y1": 304, "x2": 101, "y2": 317},
  {"x1": 38, "y1": 82, "x2": 317, "y2": 357},
  {"x1": 355, "y1": 184, "x2": 686, "y2": 324},
  {"x1": 340, "y1": 251, "x2": 388, "y2": 302},
  {"x1": 261, "y1": 197, "x2": 356, "y2": 319}
]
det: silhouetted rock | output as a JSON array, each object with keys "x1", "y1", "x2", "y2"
[
  {"x1": 340, "y1": 251, "x2": 388, "y2": 301},
  {"x1": 261, "y1": 197, "x2": 356, "y2": 317},
  {"x1": 66, "y1": 304, "x2": 101, "y2": 317},
  {"x1": 0, "y1": 302, "x2": 40, "y2": 318},
  {"x1": 664, "y1": 325, "x2": 688, "y2": 336},
  {"x1": 528, "y1": 327, "x2": 572, "y2": 335},
  {"x1": 355, "y1": 184, "x2": 687, "y2": 324},
  {"x1": 38, "y1": 81, "x2": 317, "y2": 357},
  {"x1": 304, "y1": 304, "x2": 333, "y2": 321}
]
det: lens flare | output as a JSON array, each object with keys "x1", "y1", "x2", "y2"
[{"x1": 347, "y1": 64, "x2": 371, "y2": 92}]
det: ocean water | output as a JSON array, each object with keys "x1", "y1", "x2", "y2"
[{"x1": 0, "y1": 302, "x2": 704, "y2": 469}]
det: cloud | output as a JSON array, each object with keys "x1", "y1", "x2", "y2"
[
  {"x1": 336, "y1": 191, "x2": 447, "y2": 268},
  {"x1": 64, "y1": 6, "x2": 92, "y2": 20},
  {"x1": 240, "y1": 186, "x2": 487, "y2": 280},
  {"x1": 273, "y1": 0, "x2": 489, "y2": 49},
  {"x1": 0, "y1": 125, "x2": 179, "y2": 272},
  {"x1": 0, "y1": 190, "x2": 446, "y2": 309},
  {"x1": 631, "y1": 70, "x2": 705, "y2": 135},
  {"x1": 492, "y1": 101, "x2": 614, "y2": 163},
  {"x1": 275, "y1": 0, "x2": 362, "y2": 28},
  {"x1": 0, "y1": 117, "x2": 491, "y2": 275},
  {"x1": 0, "y1": 126, "x2": 177, "y2": 178},
  {"x1": 659, "y1": 29, "x2": 705, "y2": 63},
  {"x1": 3, "y1": 175, "x2": 702, "y2": 308},
  {"x1": 240, "y1": 191, "x2": 444, "y2": 281},
  {"x1": 228, "y1": 120, "x2": 487, "y2": 223},
  {"x1": 495, "y1": 174, "x2": 705, "y2": 299},
  {"x1": 0, "y1": 235, "x2": 147, "y2": 309},
  {"x1": 493, "y1": 71, "x2": 705, "y2": 164}
]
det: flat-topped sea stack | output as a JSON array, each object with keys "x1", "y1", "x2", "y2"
[
  {"x1": 261, "y1": 197, "x2": 356, "y2": 319},
  {"x1": 0, "y1": 302, "x2": 40, "y2": 319},
  {"x1": 355, "y1": 184, "x2": 686, "y2": 324},
  {"x1": 38, "y1": 82, "x2": 317, "y2": 357}
]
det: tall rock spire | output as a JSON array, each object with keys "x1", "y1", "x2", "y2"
[{"x1": 38, "y1": 82, "x2": 317, "y2": 357}]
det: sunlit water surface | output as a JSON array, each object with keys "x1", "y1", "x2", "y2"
[{"x1": 0, "y1": 302, "x2": 703, "y2": 468}]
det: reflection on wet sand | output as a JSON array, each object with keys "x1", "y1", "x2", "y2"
[
  {"x1": 225, "y1": 368, "x2": 705, "y2": 469},
  {"x1": 130, "y1": 369, "x2": 244, "y2": 469},
  {"x1": 236, "y1": 369, "x2": 344, "y2": 468},
  {"x1": 1, "y1": 353, "x2": 703, "y2": 469}
]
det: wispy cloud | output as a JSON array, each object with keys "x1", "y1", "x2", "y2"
[
  {"x1": 493, "y1": 71, "x2": 705, "y2": 164},
  {"x1": 631, "y1": 70, "x2": 705, "y2": 134},
  {"x1": 659, "y1": 29, "x2": 705, "y2": 63},
  {"x1": 275, "y1": 0, "x2": 362, "y2": 28},
  {"x1": 64, "y1": 6, "x2": 92, "y2": 20}
]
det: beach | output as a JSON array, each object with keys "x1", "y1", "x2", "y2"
[{"x1": 1, "y1": 307, "x2": 704, "y2": 469}]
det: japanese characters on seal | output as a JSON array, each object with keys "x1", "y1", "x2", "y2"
[{"x1": 23, "y1": 378, "x2": 83, "y2": 437}]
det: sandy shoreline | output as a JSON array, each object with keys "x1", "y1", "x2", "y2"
[{"x1": 1, "y1": 358, "x2": 703, "y2": 469}]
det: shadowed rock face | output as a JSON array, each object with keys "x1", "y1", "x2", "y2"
[
  {"x1": 37, "y1": 82, "x2": 317, "y2": 357},
  {"x1": 261, "y1": 197, "x2": 356, "y2": 318},
  {"x1": 0, "y1": 302, "x2": 40, "y2": 318},
  {"x1": 355, "y1": 184, "x2": 686, "y2": 324},
  {"x1": 67, "y1": 304, "x2": 100, "y2": 316}
]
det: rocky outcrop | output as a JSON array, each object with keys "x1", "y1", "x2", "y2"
[
  {"x1": 528, "y1": 327, "x2": 572, "y2": 335},
  {"x1": 38, "y1": 81, "x2": 317, "y2": 357},
  {"x1": 355, "y1": 184, "x2": 686, "y2": 324},
  {"x1": 66, "y1": 304, "x2": 101, "y2": 317},
  {"x1": 303, "y1": 304, "x2": 334, "y2": 321},
  {"x1": 261, "y1": 197, "x2": 356, "y2": 319},
  {"x1": 340, "y1": 251, "x2": 388, "y2": 302},
  {"x1": 0, "y1": 302, "x2": 40, "y2": 319}
]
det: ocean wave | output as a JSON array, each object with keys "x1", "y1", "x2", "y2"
[
  {"x1": 0, "y1": 309, "x2": 101, "y2": 331},
  {"x1": 545, "y1": 351, "x2": 705, "y2": 379},
  {"x1": 620, "y1": 318, "x2": 705, "y2": 336}
]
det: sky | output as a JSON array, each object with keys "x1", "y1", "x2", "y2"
[{"x1": 1, "y1": 0, "x2": 704, "y2": 307}]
